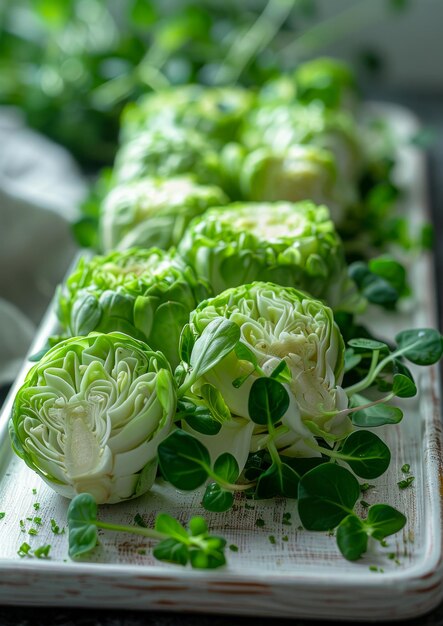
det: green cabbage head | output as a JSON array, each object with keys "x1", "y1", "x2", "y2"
[
  {"x1": 185, "y1": 282, "x2": 350, "y2": 463},
  {"x1": 179, "y1": 201, "x2": 363, "y2": 312},
  {"x1": 242, "y1": 102, "x2": 361, "y2": 180},
  {"x1": 120, "y1": 85, "x2": 255, "y2": 145},
  {"x1": 100, "y1": 176, "x2": 228, "y2": 253},
  {"x1": 58, "y1": 248, "x2": 209, "y2": 368},
  {"x1": 238, "y1": 145, "x2": 351, "y2": 222},
  {"x1": 10, "y1": 332, "x2": 176, "y2": 504},
  {"x1": 114, "y1": 126, "x2": 223, "y2": 186}
]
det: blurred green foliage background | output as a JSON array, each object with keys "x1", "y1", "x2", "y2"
[{"x1": 0, "y1": 0, "x2": 408, "y2": 168}]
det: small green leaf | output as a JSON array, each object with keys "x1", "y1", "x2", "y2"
[
  {"x1": 235, "y1": 342, "x2": 258, "y2": 366},
  {"x1": 368, "y1": 256, "x2": 407, "y2": 296},
  {"x1": 395, "y1": 328, "x2": 443, "y2": 366},
  {"x1": 67, "y1": 493, "x2": 99, "y2": 559},
  {"x1": 190, "y1": 318, "x2": 240, "y2": 381},
  {"x1": 255, "y1": 461, "x2": 299, "y2": 499},
  {"x1": 202, "y1": 483, "x2": 234, "y2": 512},
  {"x1": 392, "y1": 373, "x2": 417, "y2": 398},
  {"x1": 158, "y1": 430, "x2": 210, "y2": 490},
  {"x1": 339, "y1": 431, "x2": 391, "y2": 479},
  {"x1": 352, "y1": 404, "x2": 403, "y2": 427},
  {"x1": 200, "y1": 384, "x2": 232, "y2": 424},
  {"x1": 348, "y1": 338, "x2": 388, "y2": 351},
  {"x1": 155, "y1": 514, "x2": 188, "y2": 541},
  {"x1": 269, "y1": 360, "x2": 292, "y2": 383},
  {"x1": 189, "y1": 540, "x2": 226, "y2": 569},
  {"x1": 189, "y1": 516, "x2": 207, "y2": 536},
  {"x1": 179, "y1": 324, "x2": 195, "y2": 364},
  {"x1": 213, "y1": 453, "x2": 239, "y2": 484},
  {"x1": 298, "y1": 464, "x2": 360, "y2": 531},
  {"x1": 336, "y1": 514, "x2": 368, "y2": 561},
  {"x1": 153, "y1": 538, "x2": 189, "y2": 566},
  {"x1": 248, "y1": 377, "x2": 289, "y2": 426},
  {"x1": 178, "y1": 400, "x2": 222, "y2": 435},
  {"x1": 365, "y1": 504, "x2": 407, "y2": 541},
  {"x1": 362, "y1": 275, "x2": 399, "y2": 306}
]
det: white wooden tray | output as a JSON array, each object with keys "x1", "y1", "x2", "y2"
[{"x1": 0, "y1": 105, "x2": 441, "y2": 621}]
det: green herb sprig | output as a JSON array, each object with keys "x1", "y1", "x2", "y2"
[{"x1": 68, "y1": 493, "x2": 226, "y2": 569}]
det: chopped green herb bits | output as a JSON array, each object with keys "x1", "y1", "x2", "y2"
[
  {"x1": 282, "y1": 512, "x2": 292, "y2": 526},
  {"x1": 50, "y1": 519, "x2": 64, "y2": 535},
  {"x1": 18, "y1": 543, "x2": 32, "y2": 557},
  {"x1": 34, "y1": 545, "x2": 51, "y2": 559},
  {"x1": 360, "y1": 483, "x2": 375, "y2": 493},
  {"x1": 398, "y1": 476, "x2": 415, "y2": 489},
  {"x1": 134, "y1": 514, "x2": 148, "y2": 528}
]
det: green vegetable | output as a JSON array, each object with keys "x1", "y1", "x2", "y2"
[
  {"x1": 179, "y1": 202, "x2": 363, "y2": 312},
  {"x1": 298, "y1": 464, "x2": 406, "y2": 560},
  {"x1": 114, "y1": 127, "x2": 223, "y2": 186},
  {"x1": 294, "y1": 57, "x2": 359, "y2": 111},
  {"x1": 58, "y1": 247, "x2": 209, "y2": 368},
  {"x1": 100, "y1": 176, "x2": 228, "y2": 252},
  {"x1": 121, "y1": 85, "x2": 255, "y2": 145},
  {"x1": 10, "y1": 332, "x2": 176, "y2": 504},
  {"x1": 181, "y1": 282, "x2": 352, "y2": 466},
  {"x1": 238, "y1": 145, "x2": 352, "y2": 223},
  {"x1": 345, "y1": 328, "x2": 443, "y2": 397},
  {"x1": 349, "y1": 256, "x2": 408, "y2": 309},
  {"x1": 68, "y1": 493, "x2": 226, "y2": 569},
  {"x1": 242, "y1": 103, "x2": 362, "y2": 181}
]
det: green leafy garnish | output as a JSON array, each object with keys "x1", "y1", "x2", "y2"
[{"x1": 67, "y1": 493, "x2": 226, "y2": 569}]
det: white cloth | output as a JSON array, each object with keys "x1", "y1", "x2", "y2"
[{"x1": 0, "y1": 108, "x2": 88, "y2": 385}]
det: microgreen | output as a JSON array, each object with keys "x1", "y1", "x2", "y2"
[
  {"x1": 158, "y1": 430, "x2": 253, "y2": 512},
  {"x1": 298, "y1": 465, "x2": 406, "y2": 560},
  {"x1": 398, "y1": 476, "x2": 415, "y2": 490},
  {"x1": 67, "y1": 493, "x2": 226, "y2": 569},
  {"x1": 345, "y1": 328, "x2": 443, "y2": 397},
  {"x1": 178, "y1": 318, "x2": 240, "y2": 395}
]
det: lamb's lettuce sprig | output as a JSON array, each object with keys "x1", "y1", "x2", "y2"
[{"x1": 68, "y1": 493, "x2": 226, "y2": 568}]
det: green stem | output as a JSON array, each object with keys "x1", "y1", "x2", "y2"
[
  {"x1": 346, "y1": 337, "x2": 424, "y2": 397},
  {"x1": 369, "y1": 341, "x2": 423, "y2": 384},
  {"x1": 215, "y1": 0, "x2": 297, "y2": 85},
  {"x1": 206, "y1": 467, "x2": 256, "y2": 492},
  {"x1": 267, "y1": 439, "x2": 282, "y2": 467},
  {"x1": 257, "y1": 425, "x2": 290, "y2": 450},
  {"x1": 95, "y1": 521, "x2": 166, "y2": 541},
  {"x1": 345, "y1": 350, "x2": 380, "y2": 396}
]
